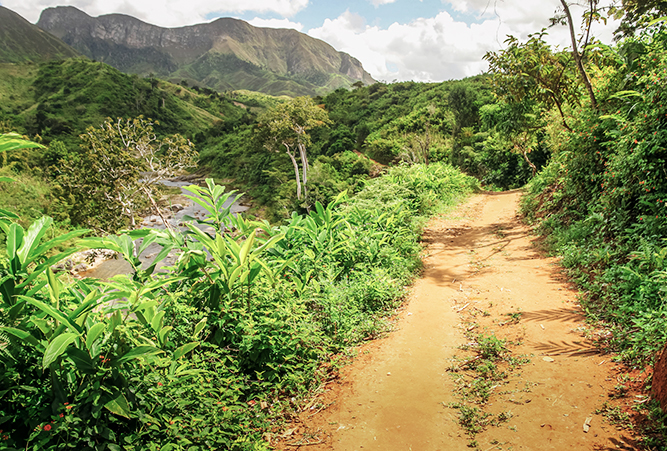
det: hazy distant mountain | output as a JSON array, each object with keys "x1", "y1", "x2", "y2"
[
  {"x1": 0, "y1": 6, "x2": 80, "y2": 63},
  {"x1": 37, "y1": 6, "x2": 376, "y2": 97}
]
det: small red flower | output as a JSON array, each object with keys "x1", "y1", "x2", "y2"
[
  {"x1": 43, "y1": 424, "x2": 52, "y2": 432},
  {"x1": 157, "y1": 382, "x2": 163, "y2": 386},
  {"x1": 59, "y1": 413, "x2": 64, "y2": 418}
]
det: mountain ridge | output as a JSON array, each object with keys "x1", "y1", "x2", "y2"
[
  {"x1": 36, "y1": 6, "x2": 376, "y2": 96},
  {"x1": 0, "y1": 6, "x2": 80, "y2": 63}
]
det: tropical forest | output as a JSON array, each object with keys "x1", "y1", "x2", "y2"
[{"x1": 1, "y1": 1, "x2": 667, "y2": 450}]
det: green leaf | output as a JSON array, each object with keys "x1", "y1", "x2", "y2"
[
  {"x1": 43, "y1": 333, "x2": 78, "y2": 369},
  {"x1": 151, "y1": 311, "x2": 165, "y2": 332},
  {"x1": 22, "y1": 297, "x2": 81, "y2": 333},
  {"x1": 66, "y1": 347, "x2": 96, "y2": 374},
  {"x1": 0, "y1": 133, "x2": 45, "y2": 153},
  {"x1": 105, "y1": 393, "x2": 132, "y2": 418},
  {"x1": 194, "y1": 318, "x2": 207, "y2": 338},
  {"x1": 46, "y1": 269, "x2": 61, "y2": 305},
  {"x1": 238, "y1": 232, "x2": 255, "y2": 266},
  {"x1": 17, "y1": 216, "x2": 53, "y2": 266},
  {"x1": 158, "y1": 326, "x2": 173, "y2": 346},
  {"x1": 0, "y1": 326, "x2": 42, "y2": 348},
  {"x1": 116, "y1": 346, "x2": 163, "y2": 365},
  {"x1": 86, "y1": 323, "x2": 106, "y2": 351},
  {"x1": 173, "y1": 341, "x2": 200, "y2": 359},
  {"x1": 6, "y1": 223, "x2": 24, "y2": 268},
  {"x1": 0, "y1": 208, "x2": 18, "y2": 220}
]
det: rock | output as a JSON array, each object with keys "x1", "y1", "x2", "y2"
[
  {"x1": 73, "y1": 263, "x2": 88, "y2": 272},
  {"x1": 171, "y1": 204, "x2": 184, "y2": 212},
  {"x1": 542, "y1": 357, "x2": 555, "y2": 362},
  {"x1": 652, "y1": 344, "x2": 667, "y2": 411}
]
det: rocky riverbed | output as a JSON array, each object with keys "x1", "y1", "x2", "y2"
[{"x1": 62, "y1": 177, "x2": 249, "y2": 280}]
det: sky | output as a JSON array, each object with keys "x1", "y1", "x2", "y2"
[{"x1": 1, "y1": 0, "x2": 619, "y2": 82}]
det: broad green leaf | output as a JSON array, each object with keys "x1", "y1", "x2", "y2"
[
  {"x1": 105, "y1": 393, "x2": 131, "y2": 418},
  {"x1": 0, "y1": 208, "x2": 18, "y2": 219},
  {"x1": 173, "y1": 341, "x2": 199, "y2": 359},
  {"x1": 193, "y1": 318, "x2": 207, "y2": 338},
  {"x1": 43, "y1": 333, "x2": 78, "y2": 369},
  {"x1": 86, "y1": 323, "x2": 106, "y2": 351},
  {"x1": 17, "y1": 216, "x2": 53, "y2": 265},
  {"x1": 158, "y1": 326, "x2": 173, "y2": 346},
  {"x1": 247, "y1": 263, "x2": 262, "y2": 285},
  {"x1": 0, "y1": 326, "x2": 42, "y2": 348},
  {"x1": 22, "y1": 297, "x2": 81, "y2": 333},
  {"x1": 6, "y1": 223, "x2": 24, "y2": 267},
  {"x1": 66, "y1": 347, "x2": 96, "y2": 374},
  {"x1": 116, "y1": 346, "x2": 163, "y2": 365},
  {"x1": 151, "y1": 311, "x2": 165, "y2": 332},
  {"x1": 238, "y1": 232, "x2": 255, "y2": 266},
  {"x1": 0, "y1": 133, "x2": 45, "y2": 152},
  {"x1": 69, "y1": 290, "x2": 102, "y2": 325},
  {"x1": 46, "y1": 269, "x2": 61, "y2": 305}
]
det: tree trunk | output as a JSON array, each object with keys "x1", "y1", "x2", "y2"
[
  {"x1": 522, "y1": 149, "x2": 537, "y2": 178},
  {"x1": 560, "y1": 0, "x2": 598, "y2": 110},
  {"x1": 142, "y1": 185, "x2": 174, "y2": 231},
  {"x1": 298, "y1": 143, "x2": 309, "y2": 200},
  {"x1": 285, "y1": 145, "x2": 302, "y2": 200}
]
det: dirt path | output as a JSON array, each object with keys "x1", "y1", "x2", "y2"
[{"x1": 278, "y1": 191, "x2": 638, "y2": 450}]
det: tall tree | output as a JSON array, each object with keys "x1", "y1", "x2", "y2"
[
  {"x1": 553, "y1": 0, "x2": 600, "y2": 110},
  {"x1": 58, "y1": 117, "x2": 196, "y2": 231},
  {"x1": 258, "y1": 97, "x2": 330, "y2": 201},
  {"x1": 484, "y1": 31, "x2": 580, "y2": 131}
]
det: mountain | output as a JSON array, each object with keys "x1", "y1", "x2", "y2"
[
  {"x1": 0, "y1": 6, "x2": 80, "y2": 63},
  {"x1": 36, "y1": 6, "x2": 376, "y2": 97}
]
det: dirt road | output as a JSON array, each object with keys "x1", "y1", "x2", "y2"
[{"x1": 279, "y1": 191, "x2": 638, "y2": 450}]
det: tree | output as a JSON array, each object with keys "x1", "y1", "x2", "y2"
[
  {"x1": 59, "y1": 117, "x2": 196, "y2": 231},
  {"x1": 551, "y1": 0, "x2": 606, "y2": 110},
  {"x1": 448, "y1": 84, "x2": 479, "y2": 134},
  {"x1": 611, "y1": 0, "x2": 667, "y2": 38},
  {"x1": 258, "y1": 97, "x2": 330, "y2": 201},
  {"x1": 484, "y1": 31, "x2": 580, "y2": 131}
]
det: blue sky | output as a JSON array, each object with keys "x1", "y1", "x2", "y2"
[
  {"x1": 226, "y1": 0, "x2": 486, "y2": 30},
  {"x1": 2, "y1": 0, "x2": 617, "y2": 82}
]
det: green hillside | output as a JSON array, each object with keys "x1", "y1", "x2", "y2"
[
  {"x1": 0, "y1": 6, "x2": 80, "y2": 63},
  {"x1": 0, "y1": 58, "x2": 254, "y2": 146}
]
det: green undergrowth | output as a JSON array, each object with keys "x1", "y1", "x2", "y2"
[
  {"x1": 0, "y1": 163, "x2": 477, "y2": 450},
  {"x1": 519, "y1": 28, "x2": 667, "y2": 369},
  {"x1": 447, "y1": 331, "x2": 529, "y2": 449}
]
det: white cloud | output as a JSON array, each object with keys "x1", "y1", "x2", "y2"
[
  {"x1": 247, "y1": 17, "x2": 303, "y2": 31},
  {"x1": 369, "y1": 0, "x2": 398, "y2": 6},
  {"x1": 309, "y1": 1, "x2": 619, "y2": 82},
  {"x1": 2, "y1": 0, "x2": 309, "y2": 27}
]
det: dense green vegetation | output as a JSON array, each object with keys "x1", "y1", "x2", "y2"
[
  {"x1": 4, "y1": 1, "x2": 667, "y2": 446},
  {"x1": 0, "y1": 162, "x2": 477, "y2": 449}
]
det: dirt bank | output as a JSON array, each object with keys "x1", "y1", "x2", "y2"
[{"x1": 276, "y1": 191, "x2": 638, "y2": 450}]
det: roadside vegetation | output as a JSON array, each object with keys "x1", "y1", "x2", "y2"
[{"x1": 2, "y1": 1, "x2": 667, "y2": 447}]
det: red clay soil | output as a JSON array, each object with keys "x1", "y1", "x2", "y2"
[{"x1": 274, "y1": 191, "x2": 640, "y2": 451}]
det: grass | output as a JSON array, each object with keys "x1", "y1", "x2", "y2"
[{"x1": 447, "y1": 332, "x2": 530, "y2": 448}]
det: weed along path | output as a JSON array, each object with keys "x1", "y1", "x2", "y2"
[{"x1": 278, "y1": 191, "x2": 637, "y2": 451}]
